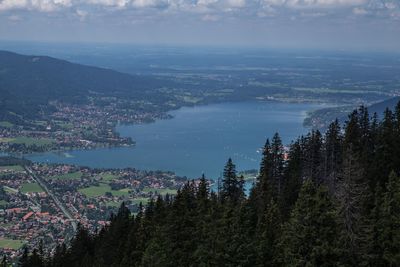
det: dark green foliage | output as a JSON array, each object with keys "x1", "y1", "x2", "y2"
[
  {"x1": 1, "y1": 256, "x2": 7, "y2": 267},
  {"x1": 280, "y1": 180, "x2": 341, "y2": 266},
  {"x1": 380, "y1": 172, "x2": 400, "y2": 265},
  {"x1": 221, "y1": 158, "x2": 244, "y2": 204},
  {"x1": 26, "y1": 102, "x2": 400, "y2": 266},
  {"x1": 324, "y1": 119, "x2": 342, "y2": 193}
]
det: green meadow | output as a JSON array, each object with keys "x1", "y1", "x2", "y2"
[
  {"x1": 79, "y1": 184, "x2": 130, "y2": 198},
  {"x1": 0, "y1": 165, "x2": 25, "y2": 172},
  {"x1": 142, "y1": 187, "x2": 177, "y2": 196},
  {"x1": 0, "y1": 136, "x2": 55, "y2": 146},
  {"x1": 20, "y1": 182, "x2": 44, "y2": 193},
  {"x1": 0, "y1": 239, "x2": 26, "y2": 250},
  {"x1": 101, "y1": 173, "x2": 119, "y2": 182},
  {"x1": 132, "y1": 197, "x2": 150, "y2": 205},
  {"x1": 0, "y1": 121, "x2": 13, "y2": 128}
]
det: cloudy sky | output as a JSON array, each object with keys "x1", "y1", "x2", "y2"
[{"x1": 0, "y1": 0, "x2": 399, "y2": 51}]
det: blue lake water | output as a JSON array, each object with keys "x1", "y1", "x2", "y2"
[{"x1": 27, "y1": 101, "x2": 323, "y2": 179}]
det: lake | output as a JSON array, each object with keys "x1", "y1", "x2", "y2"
[{"x1": 27, "y1": 101, "x2": 323, "y2": 180}]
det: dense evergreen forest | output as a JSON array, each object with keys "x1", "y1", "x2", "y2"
[{"x1": 17, "y1": 103, "x2": 400, "y2": 267}]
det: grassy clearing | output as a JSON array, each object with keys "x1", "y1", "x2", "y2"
[
  {"x1": 142, "y1": 187, "x2": 177, "y2": 196},
  {"x1": 33, "y1": 121, "x2": 47, "y2": 126},
  {"x1": 0, "y1": 239, "x2": 26, "y2": 250},
  {"x1": 52, "y1": 171, "x2": 82, "y2": 180},
  {"x1": 4, "y1": 186, "x2": 18, "y2": 194},
  {"x1": 0, "y1": 121, "x2": 13, "y2": 128},
  {"x1": 79, "y1": 184, "x2": 130, "y2": 198},
  {"x1": 106, "y1": 201, "x2": 122, "y2": 208},
  {"x1": 0, "y1": 137, "x2": 55, "y2": 146},
  {"x1": 0, "y1": 138, "x2": 14, "y2": 143},
  {"x1": 101, "y1": 173, "x2": 119, "y2": 182},
  {"x1": 132, "y1": 197, "x2": 149, "y2": 205},
  {"x1": 56, "y1": 121, "x2": 74, "y2": 130},
  {"x1": 20, "y1": 182, "x2": 44, "y2": 193},
  {"x1": 0, "y1": 223, "x2": 13, "y2": 228},
  {"x1": 0, "y1": 200, "x2": 8, "y2": 207},
  {"x1": 0, "y1": 165, "x2": 25, "y2": 172}
]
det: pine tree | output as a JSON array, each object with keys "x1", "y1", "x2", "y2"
[
  {"x1": 197, "y1": 174, "x2": 209, "y2": 202},
  {"x1": 394, "y1": 101, "x2": 400, "y2": 177},
  {"x1": 282, "y1": 139, "x2": 303, "y2": 218},
  {"x1": 28, "y1": 249, "x2": 44, "y2": 267},
  {"x1": 376, "y1": 108, "x2": 397, "y2": 185},
  {"x1": 69, "y1": 225, "x2": 93, "y2": 266},
  {"x1": 221, "y1": 158, "x2": 244, "y2": 203},
  {"x1": 259, "y1": 139, "x2": 272, "y2": 185},
  {"x1": 256, "y1": 199, "x2": 281, "y2": 266},
  {"x1": 51, "y1": 243, "x2": 68, "y2": 267},
  {"x1": 324, "y1": 119, "x2": 342, "y2": 194},
  {"x1": 337, "y1": 148, "x2": 372, "y2": 265},
  {"x1": 280, "y1": 179, "x2": 341, "y2": 266},
  {"x1": 19, "y1": 247, "x2": 29, "y2": 267},
  {"x1": 1, "y1": 256, "x2": 7, "y2": 267},
  {"x1": 251, "y1": 139, "x2": 274, "y2": 220},
  {"x1": 380, "y1": 171, "x2": 400, "y2": 265},
  {"x1": 369, "y1": 185, "x2": 385, "y2": 266},
  {"x1": 270, "y1": 133, "x2": 285, "y2": 197},
  {"x1": 303, "y1": 130, "x2": 323, "y2": 184}
]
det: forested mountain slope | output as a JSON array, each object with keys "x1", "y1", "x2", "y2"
[
  {"x1": 17, "y1": 103, "x2": 400, "y2": 267},
  {"x1": 0, "y1": 51, "x2": 172, "y2": 121}
]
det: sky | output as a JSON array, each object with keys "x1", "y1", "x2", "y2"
[{"x1": 0, "y1": 0, "x2": 399, "y2": 51}]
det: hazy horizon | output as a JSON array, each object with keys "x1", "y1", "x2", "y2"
[{"x1": 0, "y1": 0, "x2": 399, "y2": 52}]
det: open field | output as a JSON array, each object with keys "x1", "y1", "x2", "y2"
[
  {"x1": 0, "y1": 121, "x2": 13, "y2": 128},
  {"x1": 51, "y1": 171, "x2": 82, "y2": 180},
  {"x1": 55, "y1": 121, "x2": 74, "y2": 130},
  {"x1": 0, "y1": 138, "x2": 14, "y2": 143},
  {"x1": 101, "y1": 173, "x2": 119, "y2": 182},
  {"x1": 0, "y1": 137, "x2": 55, "y2": 146},
  {"x1": 142, "y1": 187, "x2": 177, "y2": 196},
  {"x1": 0, "y1": 165, "x2": 25, "y2": 172},
  {"x1": 79, "y1": 184, "x2": 130, "y2": 198},
  {"x1": 3, "y1": 186, "x2": 18, "y2": 194},
  {"x1": 20, "y1": 182, "x2": 44, "y2": 193},
  {"x1": 106, "y1": 201, "x2": 122, "y2": 208},
  {"x1": 0, "y1": 239, "x2": 26, "y2": 250},
  {"x1": 132, "y1": 197, "x2": 150, "y2": 205}
]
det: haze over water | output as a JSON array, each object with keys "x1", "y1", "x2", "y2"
[{"x1": 27, "y1": 101, "x2": 323, "y2": 179}]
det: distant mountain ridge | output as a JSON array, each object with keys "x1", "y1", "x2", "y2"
[{"x1": 0, "y1": 50, "x2": 172, "y2": 121}]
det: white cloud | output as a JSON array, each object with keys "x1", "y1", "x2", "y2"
[
  {"x1": 76, "y1": 8, "x2": 88, "y2": 20},
  {"x1": 353, "y1": 7, "x2": 368, "y2": 15},
  {"x1": 262, "y1": 0, "x2": 367, "y2": 9},
  {"x1": 202, "y1": 13, "x2": 219, "y2": 21},
  {"x1": 226, "y1": 0, "x2": 245, "y2": 8},
  {"x1": 0, "y1": 0, "x2": 71, "y2": 12},
  {"x1": 0, "y1": 0, "x2": 398, "y2": 24}
]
